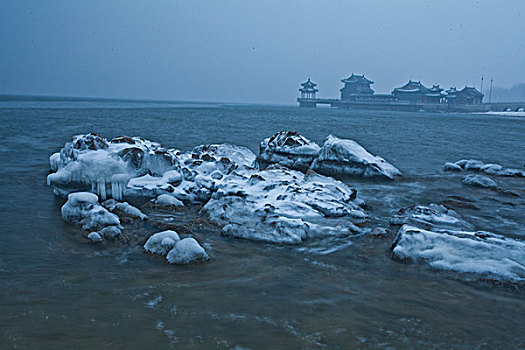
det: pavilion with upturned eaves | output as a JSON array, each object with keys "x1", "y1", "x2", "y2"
[{"x1": 298, "y1": 78, "x2": 318, "y2": 99}]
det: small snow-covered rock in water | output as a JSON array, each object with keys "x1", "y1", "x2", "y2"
[
  {"x1": 311, "y1": 135, "x2": 401, "y2": 179},
  {"x1": 102, "y1": 199, "x2": 148, "y2": 220},
  {"x1": 462, "y1": 174, "x2": 498, "y2": 189},
  {"x1": 166, "y1": 238, "x2": 209, "y2": 264},
  {"x1": 443, "y1": 162, "x2": 463, "y2": 172},
  {"x1": 61, "y1": 192, "x2": 120, "y2": 231},
  {"x1": 256, "y1": 131, "x2": 321, "y2": 172},
  {"x1": 154, "y1": 194, "x2": 184, "y2": 207},
  {"x1": 481, "y1": 163, "x2": 503, "y2": 175},
  {"x1": 391, "y1": 204, "x2": 474, "y2": 231},
  {"x1": 391, "y1": 225, "x2": 525, "y2": 282},
  {"x1": 144, "y1": 230, "x2": 181, "y2": 255},
  {"x1": 88, "y1": 232, "x2": 103, "y2": 243}
]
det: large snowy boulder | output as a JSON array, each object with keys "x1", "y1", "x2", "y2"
[
  {"x1": 311, "y1": 135, "x2": 401, "y2": 179},
  {"x1": 256, "y1": 131, "x2": 321, "y2": 172},
  {"x1": 392, "y1": 225, "x2": 525, "y2": 282},
  {"x1": 144, "y1": 231, "x2": 208, "y2": 264},
  {"x1": 61, "y1": 192, "x2": 120, "y2": 231},
  {"x1": 201, "y1": 167, "x2": 367, "y2": 244},
  {"x1": 390, "y1": 204, "x2": 474, "y2": 231}
]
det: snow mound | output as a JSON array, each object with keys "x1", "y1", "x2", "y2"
[
  {"x1": 201, "y1": 167, "x2": 367, "y2": 244},
  {"x1": 311, "y1": 135, "x2": 401, "y2": 179},
  {"x1": 61, "y1": 192, "x2": 120, "y2": 231},
  {"x1": 446, "y1": 159, "x2": 525, "y2": 177},
  {"x1": 392, "y1": 225, "x2": 525, "y2": 282},
  {"x1": 256, "y1": 131, "x2": 321, "y2": 172},
  {"x1": 144, "y1": 231, "x2": 208, "y2": 264},
  {"x1": 462, "y1": 174, "x2": 498, "y2": 189},
  {"x1": 166, "y1": 238, "x2": 209, "y2": 264}
]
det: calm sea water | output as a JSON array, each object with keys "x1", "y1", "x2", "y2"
[{"x1": 0, "y1": 97, "x2": 524, "y2": 349}]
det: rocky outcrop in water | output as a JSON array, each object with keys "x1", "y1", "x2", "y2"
[{"x1": 444, "y1": 159, "x2": 525, "y2": 177}]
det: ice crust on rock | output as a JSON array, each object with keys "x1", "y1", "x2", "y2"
[
  {"x1": 201, "y1": 167, "x2": 367, "y2": 244},
  {"x1": 392, "y1": 225, "x2": 525, "y2": 282},
  {"x1": 47, "y1": 133, "x2": 257, "y2": 203},
  {"x1": 462, "y1": 174, "x2": 498, "y2": 189},
  {"x1": 88, "y1": 232, "x2": 103, "y2": 243},
  {"x1": 390, "y1": 204, "x2": 474, "y2": 231},
  {"x1": 256, "y1": 131, "x2": 321, "y2": 172},
  {"x1": 61, "y1": 192, "x2": 120, "y2": 231},
  {"x1": 144, "y1": 231, "x2": 208, "y2": 264},
  {"x1": 445, "y1": 159, "x2": 525, "y2": 177},
  {"x1": 311, "y1": 135, "x2": 401, "y2": 179}
]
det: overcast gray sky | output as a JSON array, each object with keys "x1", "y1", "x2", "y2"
[{"x1": 1, "y1": 0, "x2": 524, "y2": 104}]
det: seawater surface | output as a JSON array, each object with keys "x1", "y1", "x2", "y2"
[{"x1": 0, "y1": 97, "x2": 524, "y2": 349}]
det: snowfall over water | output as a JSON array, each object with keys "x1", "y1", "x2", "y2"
[{"x1": 47, "y1": 132, "x2": 525, "y2": 281}]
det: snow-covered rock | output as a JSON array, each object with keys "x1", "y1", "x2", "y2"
[
  {"x1": 61, "y1": 192, "x2": 120, "y2": 231},
  {"x1": 166, "y1": 238, "x2": 209, "y2": 264},
  {"x1": 102, "y1": 199, "x2": 148, "y2": 220},
  {"x1": 390, "y1": 204, "x2": 474, "y2": 231},
  {"x1": 443, "y1": 162, "x2": 463, "y2": 172},
  {"x1": 144, "y1": 230, "x2": 181, "y2": 255},
  {"x1": 201, "y1": 167, "x2": 367, "y2": 244},
  {"x1": 154, "y1": 194, "x2": 184, "y2": 207},
  {"x1": 392, "y1": 225, "x2": 525, "y2": 282},
  {"x1": 256, "y1": 131, "x2": 320, "y2": 172},
  {"x1": 311, "y1": 135, "x2": 401, "y2": 179},
  {"x1": 462, "y1": 174, "x2": 498, "y2": 189},
  {"x1": 144, "y1": 231, "x2": 208, "y2": 264}
]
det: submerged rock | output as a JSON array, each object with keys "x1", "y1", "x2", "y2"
[
  {"x1": 311, "y1": 135, "x2": 401, "y2": 179},
  {"x1": 392, "y1": 224, "x2": 525, "y2": 282},
  {"x1": 144, "y1": 230, "x2": 208, "y2": 265},
  {"x1": 256, "y1": 131, "x2": 320, "y2": 172},
  {"x1": 462, "y1": 174, "x2": 498, "y2": 189},
  {"x1": 61, "y1": 192, "x2": 120, "y2": 231},
  {"x1": 201, "y1": 167, "x2": 367, "y2": 244}
]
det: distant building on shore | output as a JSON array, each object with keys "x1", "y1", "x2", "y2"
[{"x1": 297, "y1": 73, "x2": 487, "y2": 111}]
